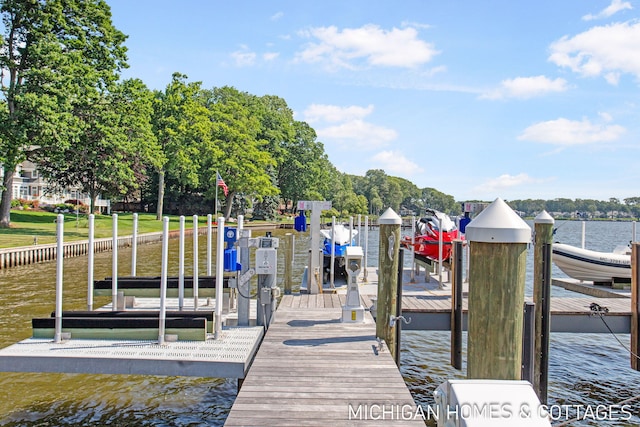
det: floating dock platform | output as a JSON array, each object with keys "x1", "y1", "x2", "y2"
[{"x1": 0, "y1": 297, "x2": 263, "y2": 379}]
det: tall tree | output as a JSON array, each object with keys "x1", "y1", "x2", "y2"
[
  {"x1": 0, "y1": 0, "x2": 127, "y2": 226},
  {"x1": 204, "y1": 86, "x2": 278, "y2": 220},
  {"x1": 34, "y1": 79, "x2": 160, "y2": 213},
  {"x1": 151, "y1": 73, "x2": 214, "y2": 219}
]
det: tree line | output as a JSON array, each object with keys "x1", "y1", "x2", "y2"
[{"x1": 507, "y1": 197, "x2": 640, "y2": 219}]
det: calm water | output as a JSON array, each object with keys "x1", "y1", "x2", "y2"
[{"x1": 0, "y1": 221, "x2": 639, "y2": 426}]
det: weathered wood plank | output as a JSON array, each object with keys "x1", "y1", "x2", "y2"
[{"x1": 225, "y1": 301, "x2": 423, "y2": 426}]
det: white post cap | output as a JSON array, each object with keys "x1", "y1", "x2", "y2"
[
  {"x1": 465, "y1": 198, "x2": 531, "y2": 243},
  {"x1": 534, "y1": 210, "x2": 555, "y2": 225},
  {"x1": 378, "y1": 207, "x2": 402, "y2": 225}
]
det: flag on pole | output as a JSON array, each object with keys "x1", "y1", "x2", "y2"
[{"x1": 217, "y1": 173, "x2": 228, "y2": 196}]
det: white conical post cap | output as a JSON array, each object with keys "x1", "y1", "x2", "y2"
[
  {"x1": 378, "y1": 207, "x2": 402, "y2": 225},
  {"x1": 534, "y1": 210, "x2": 555, "y2": 224},
  {"x1": 465, "y1": 198, "x2": 531, "y2": 243}
]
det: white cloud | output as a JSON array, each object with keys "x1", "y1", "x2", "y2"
[
  {"x1": 231, "y1": 47, "x2": 256, "y2": 67},
  {"x1": 263, "y1": 52, "x2": 279, "y2": 61},
  {"x1": 473, "y1": 173, "x2": 541, "y2": 193},
  {"x1": 370, "y1": 150, "x2": 423, "y2": 174},
  {"x1": 302, "y1": 104, "x2": 374, "y2": 123},
  {"x1": 271, "y1": 11, "x2": 284, "y2": 21},
  {"x1": 318, "y1": 120, "x2": 397, "y2": 149},
  {"x1": 481, "y1": 75, "x2": 569, "y2": 99},
  {"x1": 549, "y1": 21, "x2": 640, "y2": 83},
  {"x1": 582, "y1": 0, "x2": 632, "y2": 21},
  {"x1": 302, "y1": 103, "x2": 397, "y2": 149},
  {"x1": 518, "y1": 117, "x2": 626, "y2": 145},
  {"x1": 296, "y1": 24, "x2": 439, "y2": 70}
]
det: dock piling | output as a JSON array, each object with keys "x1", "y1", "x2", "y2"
[
  {"x1": 376, "y1": 208, "x2": 402, "y2": 361},
  {"x1": 450, "y1": 239, "x2": 464, "y2": 370},
  {"x1": 465, "y1": 198, "x2": 531, "y2": 380},
  {"x1": 533, "y1": 210, "x2": 554, "y2": 402},
  {"x1": 632, "y1": 243, "x2": 640, "y2": 371}
]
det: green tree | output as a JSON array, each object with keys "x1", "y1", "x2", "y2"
[
  {"x1": 34, "y1": 79, "x2": 159, "y2": 213},
  {"x1": 151, "y1": 73, "x2": 214, "y2": 218},
  {"x1": 0, "y1": 0, "x2": 127, "y2": 226},
  {"x1": 205, "y1": 86, "x2": 277, "y2": 220},
  {"x1": 278, "y1": 121, "x2": 332, "y2": 210}
]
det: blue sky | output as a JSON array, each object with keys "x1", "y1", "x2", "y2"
[{"x1": 108, "y1": 0, "x2": 640, "y2": 202}]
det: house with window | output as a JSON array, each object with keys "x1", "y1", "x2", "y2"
[{"x1": 1, "y1": 160, "x2": 111, "y2": 212}]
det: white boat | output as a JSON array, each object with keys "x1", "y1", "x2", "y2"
[
  {"x1": 320, "y1": 224, "x2": 358, "y2": 278},
  {"x1": 552, "y1": 242, "x2": 631, "y2": 283}
]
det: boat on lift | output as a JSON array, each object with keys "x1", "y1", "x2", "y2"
[
  {"x1": 321, "y1": 224, "x2": 357, "y2": 279},
  {"x1": 552, "y1": 242, "x2": 631, "y2": 283},
  {"x1": 402, "y1": 209, "x2": 463, "y2": 263}
]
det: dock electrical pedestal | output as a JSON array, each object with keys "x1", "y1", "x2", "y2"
[
  {"x1": 256, "y1": 235, "x2": 279, "y2": 328},
  {"x1": 342, "y1": 246, "x2": 364, "y2": 323}
]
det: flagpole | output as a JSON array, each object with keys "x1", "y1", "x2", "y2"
[{"x1": 215, "y1": 169, "x2": 218, "y2": 215}]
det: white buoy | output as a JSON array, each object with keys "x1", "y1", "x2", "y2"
[
  {"x1": 87, "y1": 214, "x2": 95, "y2": 311},
  {"x1": 179, "y1": 215, "x2": 185, "y2": 311},
  {"x1": 215, "y1": 216, "x2": 225, "y2": 339},
  {"x1": 158, "y1": 216, "x2": 169, "y2": 344},
  {"x1": 112, "y1": 213, "x2": 118, "y2": 311},
  {"x1": 207, "y1": 213, "x2": 212, "y2": 276},
  {"x1": 131, "y1": 212, "x2": 138, "y2": 276},
  {"x1": 54, "y1": 214, "x2": 64, "y2": 343},
  {"x1": 193, "y1": 214, "x2": 199, "y2": 309}
]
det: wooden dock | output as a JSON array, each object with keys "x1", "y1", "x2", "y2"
[{"x1": 224, "y1": 294, "x2": 424, "y2": 426}]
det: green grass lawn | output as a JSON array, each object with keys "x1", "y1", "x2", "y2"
[{"x1": 0, "y1": 210, "x2": 206, "y2": 249}]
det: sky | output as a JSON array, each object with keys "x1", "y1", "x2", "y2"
[{"x1": 107, "y1": 0, "x2": 640, "y2": 203}]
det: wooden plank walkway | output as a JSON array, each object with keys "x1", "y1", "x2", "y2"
[{"x1": 224, "y1": 295, "x2": 425, "y2": 426}]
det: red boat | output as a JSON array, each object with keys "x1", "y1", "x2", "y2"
[{"x1": 402, "y1": 209, "x2": 463, "y2": 262}]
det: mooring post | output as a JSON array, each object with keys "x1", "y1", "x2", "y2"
[
  {"x1": 376, "y1": 207, "x2": 402, "y2": 361},
  {"x1": 158, "y1": 217, "x2": 169, "y2": 345},
  {"x1": 179, "y1": 216, "x2": 185, "y2": 311},
  {"x1": 450, "y1": 239, "x2": 464, "y2": 370},
  {"x1": 112, "y1": 213, "x2": 118, "y2": 312},
  {"x1": 465, "y1": 198, "x2": 531, "y2": 380},
  {"x1": 207, "y1": 214, "x2": 212, "y2": 276},
  {"x1": 522, "y1": 301, "x2": 536, "y2": 384},
  {"x1": 131, "y1": 212, "x2": 138, "y2": 276},
  {"x1": 192, "y1": 215, "x2": 199, "y2": 309},
  {"x1": 533, "y1": 210, "x2": 554, "y2": 402},
  {"x1": 284, "y1": 233, "x2": 293, "y2": 295},
  {"x1": 215, "y1": 217, "x2": 225, "y2": 339},
  {"x1": 632, "y1": 242, "x2": 640, "y2": 371},
  {"x1": 363, "y1": 216, "x2": 369, "y2": 282},
  {"x1": 54, "y1": 214, "x2": 64, "y2": 343},
  {"x1": 87, "y1": 214, "x2": 95, "y2": 311},
  {"x1": 394, "y1": 248, "x2": 404, "y2": 366}
]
